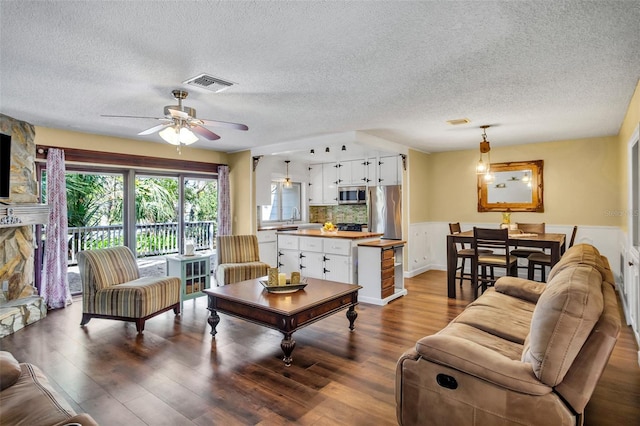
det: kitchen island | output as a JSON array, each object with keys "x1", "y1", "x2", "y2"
[{"x1": 276, "y1": 229, "x2": 383, "y2": 284}]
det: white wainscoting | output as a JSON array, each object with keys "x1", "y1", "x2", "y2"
[{"x1": 405, "y1": 222, "x2": 624, "y2": 281}]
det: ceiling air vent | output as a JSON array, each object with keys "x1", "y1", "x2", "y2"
[{"x1": 183, "y1": 74, "x2": 236, "y2": 93}]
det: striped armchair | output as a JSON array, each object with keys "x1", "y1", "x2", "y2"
[
  {"x1": 78, "y1": 246, "x2": 181, "y2": 333},
  {"x1": 215, "y1": 235, "x2": 269, "y2": 285}
]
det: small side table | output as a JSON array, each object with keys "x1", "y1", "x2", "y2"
[{"x1": 166, "y1": 253, "x2": 211, "y2": 309}]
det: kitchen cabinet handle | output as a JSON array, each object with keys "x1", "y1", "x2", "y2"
[
  {"x1": 300, "y1": 264, "x2": 306, "y2": 269},
  {"x1": 324, "y1": 268, "x2": 330, "y2": 274},
  {"x1": 630, "y1": 261, "x2": 635, "y2": 266},
  {"x1": 323, "y1": 256, "x2": 329, "y2": 262},
  {"x1": 299, "y1": 253, "x2": 306, "y2": 258}
]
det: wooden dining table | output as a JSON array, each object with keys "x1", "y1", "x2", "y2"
[{"x1": 446, "y1": 230, "x2": 566, "y2": 298}]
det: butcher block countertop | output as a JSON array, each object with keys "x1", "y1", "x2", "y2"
[
  {"x1": 358, "y1": 239, "x2": 406, "y2": 248},
  {"x1": 277, "y1": 229, "x2": 384, "y2": 239}
]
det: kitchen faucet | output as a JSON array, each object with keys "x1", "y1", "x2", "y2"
[{"x1": 288, "y1": 207, "x2": 300, "y2": 224}]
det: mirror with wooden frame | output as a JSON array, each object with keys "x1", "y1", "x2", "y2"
[{"x1": 477, "y1": 160, "x2": 544, "y2": 212}]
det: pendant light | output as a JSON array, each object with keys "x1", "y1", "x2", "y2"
[
  {"x1": 284, "y1": 160, "x2": 292, "y2": 188},
  {"x1": 476, "y1": 125, "x2": 493, "y2": 181}
]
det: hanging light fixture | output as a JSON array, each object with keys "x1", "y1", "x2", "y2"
[
  {"x1": 476, "y1": 125, "x2": 493, "y2": 181},
  {"x1": 283, "y1": 160, "x2": 292, "y2": 188}
]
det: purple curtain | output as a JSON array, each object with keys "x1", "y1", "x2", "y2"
[
  {"x1": 42, "y1": 149, "x2": 72, "y2": 309},
  {"x1": 217, "y1": 165, "x2": 231, "y2": 236}
]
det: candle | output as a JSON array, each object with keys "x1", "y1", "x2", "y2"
[{"x1": 278, "y1": 273, "x2": 287, "y2": 286}]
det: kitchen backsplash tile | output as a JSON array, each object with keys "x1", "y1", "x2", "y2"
[{"x1": 309, "y1": 205, "x2": 367, "y2": 224}]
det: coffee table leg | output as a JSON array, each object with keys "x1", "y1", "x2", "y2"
[
  {"x1": 281, "y1": 333, "x2": 296, "y2": 367},
  {"x1": 346, "y1": 306, "x2": 357, "y2": 330},
  {"x1": 207, "y1": 310, "x2": 220, "y2": 336}
]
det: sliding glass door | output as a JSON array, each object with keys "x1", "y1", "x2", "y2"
[{"x1": 37, "y1": 166, "x2": 217, "y2": 295}]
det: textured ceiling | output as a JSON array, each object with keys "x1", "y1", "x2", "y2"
[{"x1": 1, "y1": 1, "x2": 638, "y2": 161}]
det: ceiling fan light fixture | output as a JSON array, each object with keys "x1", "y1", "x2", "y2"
[{"x1": 159, "y1": 125, "x2": 199, "y2": 146}]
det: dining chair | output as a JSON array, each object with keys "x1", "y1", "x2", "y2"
[
  {"x1": 449, "y1": 223, "x2": 493, "y2": 288},
  {"x1": 528, "y1": 226, "x2": 578, "y2": 282},
  {"x1": 510, "y1": 222, "x2": 546, "y2": 273},
  {"x1": 472, "y1": 227, "x2": 518, "y2": 299}
]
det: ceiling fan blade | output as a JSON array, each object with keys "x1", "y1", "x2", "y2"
[
  {"x1": 167, "y1": 109, "x2": 190, "y2": 119},
  {"x1": 191, "y1": 125, "x2": 220, "y2": 141},
  {"x1": 101, "y1": 114, "x2": 163, "y2": 120},
  {"x1": 199, "y1": 118, "x2": 249, "y2": 131},
  {"x1": 138, "y1": 123, "x2": 171, "y2": 136}
]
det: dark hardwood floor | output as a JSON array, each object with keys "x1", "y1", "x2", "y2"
[{"x1": 1, "y1": 270, "x2": 638, "y2": 425}]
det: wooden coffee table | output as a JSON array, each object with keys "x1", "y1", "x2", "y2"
[{"x1": 203, "y1": 277, "x2": 362, "y2": 366}]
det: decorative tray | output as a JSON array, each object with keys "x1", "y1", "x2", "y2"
[{"x1": 259, "y1": 279, "x2": 308, "y2": 294}]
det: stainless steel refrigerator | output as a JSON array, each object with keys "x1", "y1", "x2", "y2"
[{"x1": 368, "y1": 185, "x2": 402, "y2": 240}]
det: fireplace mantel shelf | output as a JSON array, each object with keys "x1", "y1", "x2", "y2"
[{"x1": 0, "y1": 204, "x2": 50, "y2": 228}]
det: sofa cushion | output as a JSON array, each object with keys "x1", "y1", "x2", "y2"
[
  {"x1": 435, "y1": 322, "x2": 524, "y2": 360},
  {"x1": 0, "y1": 363, "x2": 77, "y2": 425},
  {"x1": 547, "y1": 243, "x2": 609, "y2": 283},
  {"x1": 494, "y1": 276, "x2": 547, "y2": 303},
  {"x1": 522, "y1": 264, "x2": 604, "y2": 386},
  {"x1": 0, "y1": 351, "x2": 21, "y2": 391},
  {"x1": 469, "y1": 287, "x2": 537, "y2": 315},
  {"x1": 452, "y1": 301, "x2": 532, "y2": 345},
  {"x1": 216, "y1": 262, "x2": 269, "y2": 285},
  {"x1": 91, "y1": 276, "x2": 181, "y2": 317}
]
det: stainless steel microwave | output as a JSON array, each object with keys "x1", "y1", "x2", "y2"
[{"x1": 338, "y1": 186, "x2": 367, "y2": 204}]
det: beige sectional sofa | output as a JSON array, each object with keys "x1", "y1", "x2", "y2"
[
  {"x1": 0, "y1": 351, "x2": 98, "y2": 426},
  {"x1": 396, "y1": 244, "x2": 621, "y2": 426}
]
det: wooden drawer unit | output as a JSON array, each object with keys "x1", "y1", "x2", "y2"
[{"x1": 381, "y1": 248, "x2": 395, "y2": 298}]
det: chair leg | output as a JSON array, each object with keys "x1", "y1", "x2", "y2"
[
  {"x1": 135, "y1": 319, "x2": 145, "y2": 334},
  {"x1": 528, "y1": 262, "x2": 535, "y2": 280},
  {"x1": 459, "y1": 257, "x2": 466, "y2": 286},
  {"x1": 541, "y1": 266, "x2": 546, "y2": 282},
  {"x1": 80, "y1": 314, "x2": 91, "y2": 327}
]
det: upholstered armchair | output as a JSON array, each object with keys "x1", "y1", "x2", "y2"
[
  {"x1": 78, "y1": 246, "x2": 181, "y2": 333},
  {"x1": 215, "y1": 235, "x2": 269, "y2": 285}
]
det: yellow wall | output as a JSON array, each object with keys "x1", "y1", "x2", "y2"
[
  {"x1": 408, "y1": 149, "x2": 430, "y2": 223},
  {"x1": 409, "y1": 135, "x2": 622, "y2": 227},
  {"x1": 34, "y1": 127, "x2": 228, "y2": 164},
  {"x1": 227, "y1": 150, "x2": 253, "y2": 234}
]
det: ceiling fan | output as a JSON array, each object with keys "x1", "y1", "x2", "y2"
[{"x1": 102, "y1": 89, "x2": 248, "y2": 146}]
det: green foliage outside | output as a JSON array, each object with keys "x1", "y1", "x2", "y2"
[{"x1": 42, "y1": 172, "x2": 218, "y2": 254}]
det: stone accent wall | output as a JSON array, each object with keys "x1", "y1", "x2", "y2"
[{"x1": 0, "y1": 114, "x2": 44, "y2": 337}]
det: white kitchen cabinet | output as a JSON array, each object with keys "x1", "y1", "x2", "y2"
[
  {"x1": 365, "y1": 158, "x2": 377, "y2": 186},
  {"x1": 377, "y1": 155, "x2": 401, "y2": 185},
  {"x1": 300, "y1": 251, "x2": 325, "y2": 279},
  {"x1": 322, "y1": 163, "x2": 338, "y2": 204},
  {"x1": 308, "y1": 163, "x2": 338, "y2": 205},
  {"x1": 357, "y1": 240, "x2": 407, "y2": 305},
  {"x1": 257, "y1": 230, "x2": 278, "y2": 267},
  {"x1": 308, "y1": 163, "x2": 324, "y2": 205},
  {"x1": 338, "y1": 159, "x2": 369, "y2": 186},
  {"x1": 324, "y1": 254, "x2": 351, "y2": 282},
  {"x1": 277, "y1": 234, "x2": 299, "y2": 274},
  {"x1": 338, "y1": 160, "x2": 352, "y2": 185},
  {"x1": 277, "y1": 232, "x2": 378, "y2": 284}
]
